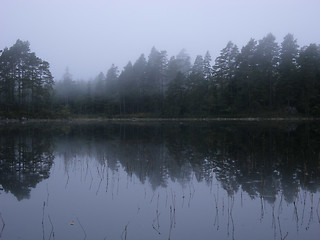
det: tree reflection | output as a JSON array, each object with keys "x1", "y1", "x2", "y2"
[
  {"x1": 53, "y1": 121, "x2": 320, "y2": 203},
  {"x1": 0, "y1": 125, "x2": 54, "y2": 200},
  {"x1": 1, "y1": 121, "x2": 320, "y2": 203}
]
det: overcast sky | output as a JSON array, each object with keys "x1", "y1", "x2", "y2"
[{"x1": 1, "y1": 0, "x2": 319, "y2": 80}]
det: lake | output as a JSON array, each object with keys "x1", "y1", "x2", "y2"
[{"x1": 0, "y1": 121, "x2": 319, "y2": 240}]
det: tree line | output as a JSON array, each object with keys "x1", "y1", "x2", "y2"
[{"x1": 1, "y1": 34, "x2": 320, "y2": 118}]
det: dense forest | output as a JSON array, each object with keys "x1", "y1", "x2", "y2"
[{"x1": 1, "y1": 33, "x2": 320, "y2": 118}]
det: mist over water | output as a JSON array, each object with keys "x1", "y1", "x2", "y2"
[{"x1": 0, "y1": 121, "x2": 319, "y2": 239}]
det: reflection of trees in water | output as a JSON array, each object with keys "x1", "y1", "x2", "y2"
[
  {"x1": 54, "y1": 122, "x2": 320, "y2": 203},
  {"x1": 0, "y1": 125, "x2": 55, "y2": 200},
  {"x1": 168, "y1": 122, "x2": 320, "y2": 203},
  {"x1": 216, "y1": 122, "x2": 320, "y2": 203},
  {"x1": 1, "y1": 122, "x2": 319, "y2": 202},
  {"x1": 55, "y1": 124, "x2": 173, "y2": 189}
]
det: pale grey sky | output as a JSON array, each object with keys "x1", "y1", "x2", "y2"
[{"x1": 1, "y1": 0, "x2": 319, "y2": 80}]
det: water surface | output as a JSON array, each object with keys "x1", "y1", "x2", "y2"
[{"x1": 0, "y1": 121, "x2": 320, "y2": 239}]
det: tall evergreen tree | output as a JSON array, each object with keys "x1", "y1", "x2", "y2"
[
  {"x1": 297, "y1": 44, "x2": 320, "y2": 115},
  {"x1": 188, "y1": 55, "x2": 209, "y2": 114},
  {"x1": 175, "y1": 49, "x2": 191, "y2": 76},
  {"x1": 165, "y1": 72, "x2": 188, "y2": 116},
  {"x1": 235, "y1": 38, "x2": 257, "y2": 111},
  {"x1": 101, "y1": 64, "x2": 118, "y2": 115},
  {"x1": 166, "y1": 56, "x2": 179, "y2": 83},
  {"x1": 203, "y1": 51, "x2": 212, "y2": 80},
  {"x1": 255, "y1": 33, "x2": 279, "y2": 109},
  {"x1": 118, "y1": 62, "x2": 133, "y2": 114},
  {"x1": 132, "y1": 54, "x2": 147, "y2": 113},
  {"x1": 55, "y1": 67, "x2": 75, "y2": 106},
  {"x1": 92, "y1": 72, "x2": 106, "y2": 113},
  {"x1": 191, "y1": 55, "x2": 204, "y2": 76},
  {"x1": 145, "y1": 47, "x2": 168, "y2": 113},
  {"x1": 277, "y1": 34, "x2": 299, "y2": 110},
  {"x1": 212, "y1": 41, "x2": 239, "y2": 112}
]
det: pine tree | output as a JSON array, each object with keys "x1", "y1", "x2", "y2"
[
  {"x1": 254, "y1": 33, "x2": 279, "y2": 109},
  {"x1": 235, "y1": 38, "x2": 257, "y2": 111},
  {"x1": 297, "y1": 44, "x2": 320, "y2": 115},
  {"x1": 277, "y1": 34, "x2": 299, "y2": 111},
  {"x1": 145, "y1": 47, "x2": 168, "y2": 113},
  {"x1": 132, "y1": 54, "x2": 147, "y2": 113},
  {"x1": 203, "y1": 51, "x2": 212, "y2": 80},
  {"x1": 175, "y1": 49, "x2": 191, "y2": 76},
  {"x1": 188, "y1": 55, "x2": 209, "y2": 114},
  {"x1": 212, "y1": 41, "x2": 239, "y2": 112},
  {"x1": 118, "y1": 62, "x2": 133, "y2": 114},
  {"x1": 165, "y1": 72, "x2": 188, "y2": 116}
]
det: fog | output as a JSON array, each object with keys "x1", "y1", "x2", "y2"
[{"x1": 1, "y1": 0, "x2": 319, "y2": 80}]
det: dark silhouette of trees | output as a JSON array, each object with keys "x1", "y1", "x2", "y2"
[
  {"x1": 297, "y1": 44, "x2": 320, "y2": 115},
  {"x1": 1, "y1": 120, "x2": 320, "y2": 202},
  {"x1": 50, "y1": 121, "x2": 320, "y2": 201},
  {"x1": 234, "y1": 38, "x2": 257, "y2": 112},
  {"x1": 212, "y1": 41, "x2": 239, "y2": 113},
  {"x1": 165, "y1": 72, "x2": 188, "y2": 116},
  {"x1": 254, "y1": 33, "x2": 280, "y2": 109},
  {"x1": 51, "y1": 34, "x2": 320, "y2": 117},
  {"x1": 2, "y1": 34, "x2": 319, "y2": 118},
  {"x1": 0, "y1": 40, "x2": 54, "y2": 117},
  {"x1": 0, "y1": 126, "x2": 55, "y2": 200},
  {"x1": 277, "y1": 34, "x2": 299, "y2": 110}
]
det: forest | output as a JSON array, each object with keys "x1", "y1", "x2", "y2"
[{"x1": 1, "y1": 33, "x2": 320, "y2": 118}]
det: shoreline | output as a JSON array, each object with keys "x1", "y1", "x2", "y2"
[{"x1": 1, "y1": 117, "x2": 319, "y2": 124}]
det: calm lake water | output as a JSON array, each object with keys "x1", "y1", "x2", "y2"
[{"x1": 0, "y1": 121, "x2": 320, "y2": 240}]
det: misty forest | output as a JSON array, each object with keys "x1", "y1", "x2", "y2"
[{"x1": 1, "y1": 33, "x2": 320, "y2": 119}]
